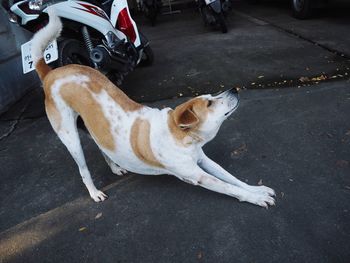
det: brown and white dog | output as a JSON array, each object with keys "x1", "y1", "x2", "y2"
[{"x1": 31, "y1": 9, "x2": 275, "y2": 207}]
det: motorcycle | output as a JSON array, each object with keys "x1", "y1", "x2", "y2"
[
  {"x1": 198, "y1": 0, "x2": 232, "y2": 33},
  {"x1": 7, "y1": 0, "x2": 154, "y2": 84}
]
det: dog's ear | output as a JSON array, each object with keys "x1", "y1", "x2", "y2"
[{"x1": 173, "y1": 103, "x2": 199, "y2": 130}]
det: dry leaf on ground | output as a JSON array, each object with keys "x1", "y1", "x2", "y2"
[{"x1": 95, "y1": 212, "x2": 102, "y2": 219}]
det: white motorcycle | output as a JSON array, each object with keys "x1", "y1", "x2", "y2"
[{"x1": 8, "y1": 0, "x2": 154, "y2": 84}]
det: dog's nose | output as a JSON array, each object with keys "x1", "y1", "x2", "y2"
[{"x1": 228, "y1": 87, "x2": 238, "y2": 94}]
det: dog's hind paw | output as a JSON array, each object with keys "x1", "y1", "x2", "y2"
[
  {"x1": 90, "y1": 190, "x2": 108, "y2": 202},
  {"x1": 111, "y1": 166, "x2": 128, "y2": 176}
]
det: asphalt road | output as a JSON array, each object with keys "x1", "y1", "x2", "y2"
[{"x1": 0, "y1": 1, "x2": 350, "y2": 262}]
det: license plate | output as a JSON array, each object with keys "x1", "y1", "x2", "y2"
[{"x1": 21, "y1": 39, "x2": 58, "y2": 74}]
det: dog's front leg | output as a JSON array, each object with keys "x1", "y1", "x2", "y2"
[
  {"x1": 174, "y1": 165, "x2": 275, "y2": 208},
  {"x1": 198, "y1": 151, "x2": 275, "y2": 197}
]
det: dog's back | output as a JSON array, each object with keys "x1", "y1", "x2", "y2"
[{"x1": 43, "y1": 64, "x2": 142, "y2": 150}]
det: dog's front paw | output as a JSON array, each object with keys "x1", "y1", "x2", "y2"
[
  {"x1": 90, "y1": 190, "x2": 108, "y2": 202},
  {"x1": 247, "y1": 185, "x2": 275, "y2": 197},
  {"x1": 244, "y1": 193, "x2": 275, "y2": 208}
]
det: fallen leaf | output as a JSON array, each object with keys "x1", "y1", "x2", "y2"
[
  {"x1": 311, "y1": 75, "x2": 326, "y2": 81},
  {"x1": 231, "y1": 143, "x2": 247, "y2": 156},
  {"x1": 299, "y1": 76, "x2": 310, "y2": 82},
  {"x1": 258, "y1": 179, "x2": 263, "y2": 185},
  {"x1": 258, "y1": 75, "x2": 264, "y2": 79},
  {"x1": 79, "y1": 227, "x2": 86, "y2": 232},
  {"x1": 197, "y1": 251, "x2": 203, "y2": 260},
  {"x1": 95, "y1": 212, "x2": 102, "y2": 219}
]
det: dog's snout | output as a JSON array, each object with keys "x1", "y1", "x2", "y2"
[
  {"x1": 227, "y1": 88, "x2": 239, "y2": 103},
  {"x1": 228, "y1": 87, "x2": 238, "y2": 94},
  {"x1": 212, "y1": 88, "x2": 239, "y2": 98}
]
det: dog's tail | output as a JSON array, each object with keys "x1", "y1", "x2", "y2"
[{"x1": 31, "y1": 8, "x2": 62, "y2": 81}]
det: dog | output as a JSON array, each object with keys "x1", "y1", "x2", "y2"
[{"x1": 31, "y1": 9, "x2": 275, "y2": 207}]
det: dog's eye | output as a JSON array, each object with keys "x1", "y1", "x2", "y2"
[{"x1": 207, "y1": 100, "x2": 213, "y2": 107}]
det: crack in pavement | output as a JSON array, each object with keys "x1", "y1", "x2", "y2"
[
  {"x1": 0, "y1": 115, "x2": 45, "y2": 122},
  {"x1": 0, "y1": 102, "x2": 30, "y2": 141}
]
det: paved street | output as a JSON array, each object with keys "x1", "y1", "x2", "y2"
[{"x1": 0, "y1": 1, "x2": 350, "y2": 262}]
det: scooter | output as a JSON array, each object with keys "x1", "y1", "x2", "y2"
[
  {"x1": 198, "y1": 0, "x2": 231, "y2": 33},
  {"x1": 7, "y1": 0, "x2": 154, "y2": 84}
]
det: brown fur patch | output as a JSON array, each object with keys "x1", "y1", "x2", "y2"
[
  {"x1": 35, "y1": 58, "x2": 51, "y2": 81},
  {"x1": 59, "y1": 83, "x2": 115, "y2": 151},
  {"x1": 168, "y1": 98, "x2": 209, "y2": 143},
  {"x1": 43, "y1": 64, "x2": 143, "y2": 112},
  {"x1": 130, "y1": 118, "x2": 164, "y2": 168}
]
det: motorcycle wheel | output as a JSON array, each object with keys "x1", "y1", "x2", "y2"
[
  {"x1": 138, "y1": 45, "x2": 154, "y2": 67},
  {"x1": 215, "y1": 12, "x2": 228, "y2": 33},
  {"x1": 58, "y1": 39, "x2": 91, "y2": 67}
]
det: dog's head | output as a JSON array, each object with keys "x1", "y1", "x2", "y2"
[{"x1": 169, "y1": 88, "x2": 239, "y2": 145}]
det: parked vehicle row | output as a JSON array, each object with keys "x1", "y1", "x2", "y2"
[{"x1": 5, "y1": 0, "x2": 154, "y2": 85}]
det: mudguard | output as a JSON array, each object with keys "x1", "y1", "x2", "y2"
[{"x1": 11, "y1": 0, "x2": 141, "y2": 47}]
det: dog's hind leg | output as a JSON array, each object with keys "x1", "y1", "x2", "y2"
[
  {"x1": 46, "y1": 106, "x2": 108, "y2": 202},
  {"x1": 102, "y1": 152, "x2": 128, "y2": 176}
]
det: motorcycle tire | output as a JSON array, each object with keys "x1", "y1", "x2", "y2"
[
  {"x1": 58, "y1": 39, "x2": 91, "y2": 67},
  {"x1": 138, "y1": 45, "x2": 154, "y2": 67},
  {"x1": 215, "y1": 12, "x2": 228, "y2": 33}
]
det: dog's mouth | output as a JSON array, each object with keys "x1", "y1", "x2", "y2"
[
  {"x1": 224, "y1": 101, "x2": 239, "y2": 116},
  {"x1": 224, "y1": 107, "x2": 235, "y2": 116}
]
